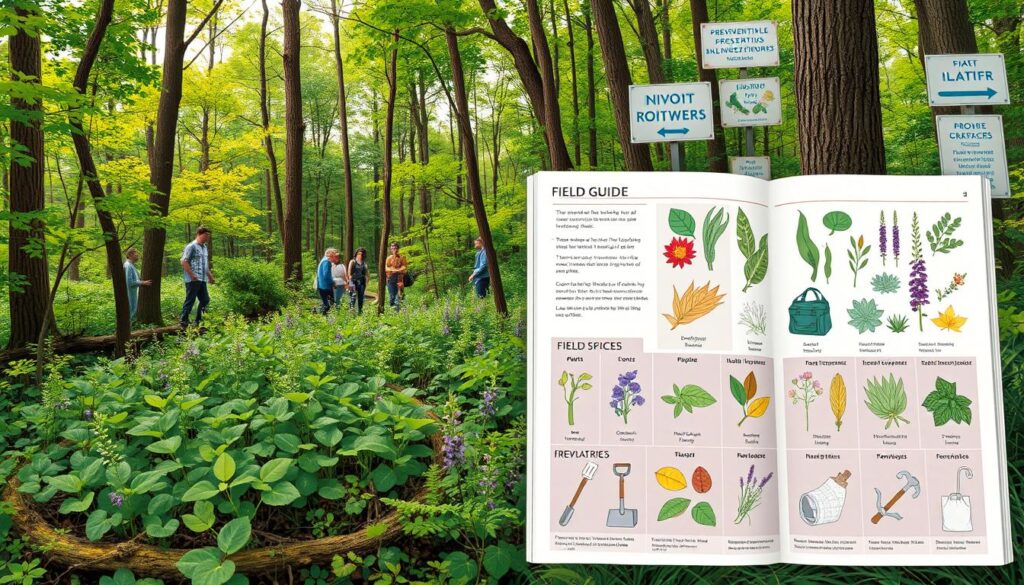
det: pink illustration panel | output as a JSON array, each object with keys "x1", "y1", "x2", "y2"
[
  {"x1": 782, "y1": 357, "x2": 861, "y2": 450},
  {"x1": 650, "y1": 353, "x2": 724, "y2": 448}
]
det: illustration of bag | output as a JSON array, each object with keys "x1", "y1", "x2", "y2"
[
  {"x1": 941, "y1": 466, "x2": 974, "y2": 532},
  {"x1": 789, "y1": 288, "x2": 832, "y2": 336}
]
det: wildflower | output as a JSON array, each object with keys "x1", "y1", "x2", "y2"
[
  {"x1": 475, "y1": 340, "x2": 485, "y2": 355},
  {"x1": 892, "y1": 211, "x2": 901, "y2": 266},
  {"x1": 787, "y1": 389, "x2": 796, "y2": 399},
  {"x1": 801, "y1": 371, "x2": 813, "y2": 380},
  {"x1": 441, "y1": 433, "x2": 465, "y2": 469},
  {"x1": 274, "y1": 323, "x2": 283, "y2": 336},
  {"x1": 334, "y1": 331, "x2": 343, "y2": 343},
  {"x1": 759, "y1": 472, "x2": 774, "y2": 489},
  {"x1": 879, "y1": 211, "x2": 887, "y2": 266},
  {"x1": 442, "y1": 323, "x2": 451, "y2": 336},
  {"x1": 609, "y1": 370, "x2": 643, "y2": 424},
  {"x1": 109, "y1": 492, "x2": 124, "y2": 508},
  {"x1": 663, "y1": 237, "x2": 697, "y2": 268},
  {"x1": 480, "y1": 389, "x2": 497, "y2": 416},
  {"x1": 184, "y1": 343, "x2": 200, "y2": 359},
  {"x1": 83, "y1": 409, "x2": 93, "y2": 421}
]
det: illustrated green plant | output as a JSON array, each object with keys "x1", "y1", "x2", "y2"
[
  {"x1": 864, "y1": 374, "x2": 909, "y2": 429},
  {"x1": 738, "y1": 302, "x2": 767, "y2": 336},
  {"x1": 661, "y1": 383, "x2": 716, "y2": 418},
  {"x1": 824, "y1": 243, "x2": 832, "y2": 283},
  {"x1": 788, "y1": 371, "x2": 821, "y2": 432},
  {"x1": 731, "y1": 372, "x2": 770, "y2": 427},
  {"x1": 737, "y1": 208, "x2": 768, "y2": 292},
  {"x1": 936, "y1": 273, "x2": 966, "y2": 302},
  {"x1": 735, "y1": 465, "x2": 773, "y2": 525},
  {"x1": 922, "y1": 377, "x2": 973, "y2": 427},
  {"x1": 558, "y1": 370, "x2": 592, "y2": 426},
  {"x1": 822, "y1": 211, "x2": 852, "y2": 235},
  {"x1": 848, "y1": 298, "x2": 884, "y2": 334},
  {"x1": 847, "y1": 235, "x2": 870, "y2": 287},
  {"x1": 871, "y1": 273, "x2": 900, "y2": 294},
  {"x1": 796, "y1": 211, "x2": 819, "y2": 281},
  {"x1": 702, "y1": 206, "x2": 730, "y2": 271},
  {"x1": 927, "y1": 212, "x2": 964, "y2": 256},
  {"x1": 909, "y1": 212, "x2": 930, "y2": 331},
  {"x1": 668, "y1": 208, "x2": 696, "y2": 237},
  {"x1": 886, "y1": 314, "x2": 910, "y2": 333}
]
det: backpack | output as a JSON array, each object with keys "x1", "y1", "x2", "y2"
[{"x1": 403, "y1": 272, "x2": 414, "y2": 288}]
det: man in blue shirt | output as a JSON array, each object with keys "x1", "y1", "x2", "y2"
[
  {"x1": 316, "y1": 248, "x2": 340, "y2": 314},
  {"x1": 468, "y1": 236, "x2": 489, "y2": 298},
  {"x1": 123, "y1": 247, "x2": 151, "y2": 322},
  {"x1": 180, "y1": 227, "x2": 215, "y2": 328}
]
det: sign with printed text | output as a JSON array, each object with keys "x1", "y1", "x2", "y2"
[
  {"x1": 719, "y1": 77, "x2": 781, "y2": 127},
  {"x1": 700, "y1": 20, "x2": 779, "y2": 69},
  {"x1": 936, "y1": 115, "x2": 1009, "y2": 198},
  {"x1": 628, "y1": 82, "x2": 714, "y2": 144},
  {"x1": 925, "y1": 54, "x2": 1009, "y2": 106},
  {"x1": 729, "y1": 156, "x2": 771, "y2": 180}
]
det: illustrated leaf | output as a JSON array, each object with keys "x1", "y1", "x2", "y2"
[
  {"x1": 796, "y1": 211, "x2": 819, "y2": 281},
  {"x1": 736, "y1": 207, "x2": 755, "y2": 259},
  {"x1": 662, "y1": 281, "x2": 725, "y2": 330},
  {"x1": 823, "y1": 211, "x2": 852, "y2": 234},
  {"x1": 691, "y1": 466, "x2": 712, "y2": 494},
  {"x1": 662, "y1": 384, "x2": 717, "y2": 416},
  {"x1": 864, "y1": 374, "x2": 909, "y2": 429},
  {"x1": 657, "y1": 497, "x2": 691, "y2": 521},
  {"x1": 558, "y1": 371, "x2": 568, "y2": 386},
  {"x1": 932, "y1": 305, "x2": 967, "y2": 332},
  {"x1": 702, "y1": 207, "x2": 729, "y2": 271},
  {"x1": 742, "y1": 241, "x2": 768, "y2": 292},
  {"x1": 654, "y1": 467, "x2": 687, "y2": 491},
  {"x1": 824, "y1": 244, "x2": 832, "y2": 283},
  {"x1": 829, "y1": 373, "x2": 847, "y2": 431},
  {"x1": 743, "y1": 371, "x2": 757, "y2": 400},
  {"x1": 847, "y1": 298, "x2": 884, "y2": 334},
  {"x1": 668, "y1": 208, "x2": 696, "y2": 237},
  {"x1": 921, "y1": 376, "x2": 972, "y2": 427},
  {"x1": 745, "y1": 396, "x2": 770, "y2": 418},
  {"x1": 691, "y1": 501, "x2": 717, "y2": 526},
  {"x1": 729, "y1": 375, "x2": 746, "y2": 406}
]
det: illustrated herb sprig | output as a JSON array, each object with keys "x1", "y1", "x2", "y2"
[
  {"x1": 848, "y1": 298, "x2": 884, "y2": 334},
  {"x1": 847, "y1": 234, "x2": 870, "y2": 287},
  {"x1": 661, "y1": 383, "x2": 716, "y2": 418},
  {"x1": 886, "y1": 314, "x2": 909, "y2": 333},
  {"x1": 737, "y1": 208, "x2": 768, "y2": 292},
  {"x1": 879, "y1": 211, "x2": 887, "y2": 266},
  {"x1": 702, "y1": 206, "x2": 729, "y2": 271},
  {"x1": 732, "y1": 371, "x2": 770, "y2": 427},
  {"x1": 738, "y1": 301, "x2": 767, "y2": 336},
  {"x1": 788, "y1": 371, "x2": 822, "y2": 432},
  {"x1": 927, "y1": 212, "x2": 964, "y2": 256},
  {"x1": 558, "y1": 370, "x2": 592, "y2": 426},
  {"x1": 909, "y1": 212, "x2": 929, "y2": 332},
  {"x1": 864, "y1": 374, "x2": 909, "y2": 429},
  {"x1": 936, "y1": 273, "x2": 966, "y2": 302},
  {"x1": 922, "y1": 376, "x2": 972, "y2": 427},
  {"x1": 734, "y1": 464, "x2": 773, "y2": 525},
  {"x1": 892, "y1": 211, "x2": 901, "y2": 267},
  {"x1": 796, "y1": 211, "x2": 820, "y2": 281}
]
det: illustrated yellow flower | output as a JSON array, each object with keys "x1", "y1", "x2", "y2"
[
  {"x1": 761, "y1": 90, "x2": 775, "y2": 102},
  {"x1": 931, "y1": 305, "x2": 967, "y2": 332}
]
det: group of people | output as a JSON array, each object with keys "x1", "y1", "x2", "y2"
[{"x1": 120, "y1": 226, "x2": 493, "y2": 327}]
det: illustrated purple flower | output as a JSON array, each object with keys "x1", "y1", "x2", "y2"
[
  {"x1": 909, "y1": 212, "x2": 929, "y2": 331},
  {"x1": 879, "y1": 210, "x2": 888, "y2": 266},
  {"x1": 759, "y1": 472, "x2": 774, "y2": 489},
  {"x1": 746, "y1": 464, "x2": 755, "y2": 485},
  {"x1": 892, "y1": 211, "x2": 901, "y2": 267},
  {"x1": 109, "y1": 492, "x2": 124, "y2": 508},
  {"x1": 609, "y1": 370, "x2": 643, "y2": 424},
  {"x1": 735, "y1": 465, "x2": 772, "y2": 524}
]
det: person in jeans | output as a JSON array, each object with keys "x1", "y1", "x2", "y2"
[
  {"x1": 316, "y1": 248, "x2": 340, "y2": 314},
  {"x1": 468, "y1": 236, "x2": 489, "y2": 298},
  {"x1": 332, "y1": 250, "x2": 351, "y2": 306},
  {"x1": 180, "y1": 227, "x2": 215, "y2": 328},
  {"x1": 123, "y1": 247, "x2": 151, "y2": 321},
  {"x1": 347, "y1": 247, "x2": 368, "y2": 314},
  {"x1": 384, "y1": 242, "x2": 408, "y2": 310}
]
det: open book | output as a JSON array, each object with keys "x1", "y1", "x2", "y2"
[{"x1": 526, "y1": 172, "x2": 1012, "y2": 566}]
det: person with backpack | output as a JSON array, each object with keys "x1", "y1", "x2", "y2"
[
  {"x1": 347, "y1": 247, "x2": 369, "y2": 314},
  {"x1": 384, "y1": 242, "x2": 408, "y2": 310},
  {"x1": 180, "y1": 227, "x2": 215, "y2": 328}
]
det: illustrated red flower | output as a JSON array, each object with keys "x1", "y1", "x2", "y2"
[{"x1": 664, "y1": 237, "x2": 696, "y2": 268}]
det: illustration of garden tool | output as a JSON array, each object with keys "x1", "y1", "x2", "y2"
[
  {"x1": 605, "y1": 463, "x2": 638, "y2": 528},
  {"x1": 799, "y1": 470, "x2": 851, "y2": 526},
  {"x1": 871, "y1": 470, "x2": 921, "y2": 524},
  {"x1": 941, "y1": 466, "x2": 974, "y2": 532},
  {"x1": 558, "y1": 461, "x2": 599, "y2": 526}
]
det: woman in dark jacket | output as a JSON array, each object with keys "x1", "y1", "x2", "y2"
[{"x1": 347, "y1": 247, "x2": 369, "y2": 314}]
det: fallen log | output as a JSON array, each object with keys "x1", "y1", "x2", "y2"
[{"x1": 0, "y1": 325, "x2": 183, "y2": 364}]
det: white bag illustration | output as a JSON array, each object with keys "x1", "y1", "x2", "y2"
[
  {"x1": 799, "y1": 470, "x2": 850, "y2": 526},
  {"x1": 941, "y1": 466, "x2": 974, "y2": 532}
]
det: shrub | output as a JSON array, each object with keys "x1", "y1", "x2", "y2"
[{"x1": 215, "y1": 258, "x2": 291, "y2": 317}]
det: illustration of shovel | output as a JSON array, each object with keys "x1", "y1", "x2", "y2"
[
  {"x1": 606, "y1": 463, "x2": 638, "y2": 528},
  {"x1": 558, "y1": 461, "x2": 598, "y2": 526}
]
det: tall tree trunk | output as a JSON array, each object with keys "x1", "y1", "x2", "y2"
[
  {"x1": 7, "y1": 3, "x2": 51, "y2": 350},
  {"x1": 590, "y1": 0, "x2": 653, "y2": 171},
  {"x1": 282, "y1": 0, "x2": 305, "y2": 281},
  {"x1": 417, "y1": 76, "x2": 430, "y2": 219},
  {"x1": 630, "y1": 0, "x2": 667, "y2": 164},
  {"x1": 138, "y1": 0, "x2": 189, "y2": 324},
  {"x1": 584, "y1": 6, "x2": 598, "y2": 169},
  {"x1": 792, "y1": 0, "x2": 886, "y2": 174},
  {"x1": 377, "y1": 32, "x2": 399, "y2": 315},
  {"x1": 67, "y1": 0, "x2": 131, "y2": 357},
  {"x1": 260, "y1": 0, "x2": 284, "y2": 239},
  {"x1": 659, "y1": 0, "x2": 672, "y2": 63},
  {"x1": 445, "y1": 28, "x2": 508, "y2": 316},
  {"x1": 330, "y1": 0, "x2": 354, "y2": 261},
  {"x1": 563, "y1": 0, "x2": 581, "y2": 166},
  {"x1": 526, "y1": 0, "x2": 573, "y2": 171},
  {"x1": 689, "y1": 0, "x2": 728, "y2": 172}
]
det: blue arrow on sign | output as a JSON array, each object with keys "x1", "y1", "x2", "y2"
[
  {"x1": 937, "y1": 87, "x2": 998, "y2": 99},
  {"x1": 657, "y1": 127, "x2": 690, "y2": 137}
]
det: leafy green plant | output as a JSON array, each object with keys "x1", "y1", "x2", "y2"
[
  {"x1": 864, "y1": 374, "x2": 909, "y2": 429},
  {"x1": 796, "y1": 211, "x2": 819, "y2": 281},
  {"x1": 871, "y1": 273, "x2": 900, "y2": 294},
  {"x1": 558, "y1": 371, "x2": 592, "y2": 426},
  {"x1": 922, "y1": 377, "x2": 972, "y2": 427},
  {"x1": 216, "y1": 258, "x2": 292, "y2": 317},
  {"x1": 847, "y1": 298, "x2": 884, "y2": 333},
  {"x1": 927, "y1": 212, "x2": 964, "y2": 256},
  {"x1": 886, "y1": 314, "x2": 909, "y2": 333},
  {"x1": 822, "y1": 211, "x2": 852, "y2": 235},
  {"x1": 660, "y1": 384, "x2": 716, "y2": 418},
  {"x1": 824, "y1": 243, "x2": 832, "y2": 284},
  {"x1": 848, "y1": 235, "x2": 870, "y2": 287},
  {"x1": 702, "y1": 207, "x2": 729, "y2": 271},
  {"x1": 98, "y1": 569, "x2": 165, "y2": 585},
  {"x1": 736, "y1": 208, "x2": 768, "y2": 292}
]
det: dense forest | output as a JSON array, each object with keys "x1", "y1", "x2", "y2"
[{"x1": 0, "y1": 0, "x2": 1022, "y2": 583}]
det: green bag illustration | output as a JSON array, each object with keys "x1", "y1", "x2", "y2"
[{"x1": 789, "y1": 287, "x2": 832, "y2": 336}]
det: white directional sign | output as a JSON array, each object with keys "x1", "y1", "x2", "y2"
[
  {"x1": 719, "y1": 77, "x2": 781, "y2": 127},
  {"x1": 925, "y1": 54, "x2": 1009, "y2": 106},
  {"x1": 700, "y1": 21, "x2": 779, "y2": 69},
  {"x1": 629, "y1": 83, "x2": 714, "y2": 144},
  {"x1": 936, "y1": 115, "x2": 1010, "y2": 198},
  {"x1": 729, "y1": 156, "x2": 771, "y2": 180}
]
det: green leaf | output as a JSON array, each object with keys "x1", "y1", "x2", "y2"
[
  {"x1": 823, "y1": 211, "x2": 852, "y2": 234},
  {"x1": 729, "y1": 376, "x2": 747, "y2": 406},
  {"x1": 736, "y1": 207, "x2": 755, "y2": 259},
  {"x1": 213, "y1": 453, "x2": 236, "y2": 482},
  {"x1": 258, "y1": 458, "x2": 293, "y2": 483},
  {"x1": 742, "y1": 241, "x2": 768, "y2": 292},
  {"x1": 352, "y1": 434, "x2": 397, "y2": 460},
  {"x1": 483, "y1": 544, "x2": 514, "y2": 579},
  {"x1": 797, "y1": 211, "x2": 820, "y2": 281},
  {"x1": 371, "y1": 464, "x2": 398, "y2": 492},
  {"x1": 443, "y1": 551, "x2": 478, "y2": 583},
  {"x1": 217, "y1": 517, "x2": 251, "y2": 556},
  {"x1": 921, "y1": 377, "x2": 972, "y2": 427},
  {"x1": 58, "y1": 491, "x2": 94, "y2": 514},
  {"x1": 261, "y1": 481, "x2": 300, "y2": 506},
  {"x1": 824, "y1": 244, "x2": 832, "y2": 283},
  {"x1": 182, "y1": 481, "x2": 220, "y2": 502},
  {"x1": 657, "y1": 497, "x2": 691, "y2": 521},
  {"x1": 146, "y1": 436, "x2": 182, "y2": 454},
  {"x1": 273, "y1": 434, "x2": 301, "y2": 454},
  {"x1": 176, "y1": 548, "x2": 222, "y2": 581},
  {"x1": 691, "y1": 501, "x2": 717, "y2": 526},
  {"x1": 144, "y1": 516, "x2": 179, "y2": 538},
  {"x1": 702, "y1": 206, "x2": 729, "y2": 271},
  {"x1": 85, "y1": 509, "x2": 112, "y2": 541},
  {"x1": 668, "y1": 208, "x2": 696, "y2": 237},
  {"x1": 45, "y1": 474, "x2": 83, "y2": 494}
]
